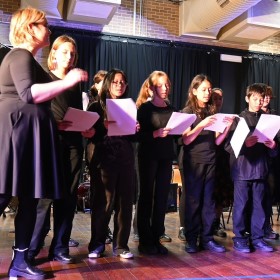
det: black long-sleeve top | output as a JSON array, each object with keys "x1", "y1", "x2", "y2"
[
  {"x1": 87, "y1": 100, "x2": 135, "y2": 168},
  {"x1": 137, "y1": 101, "x2": 175, "y2": 160},
  {"x1": 50, "y1": 72, "x2": 83, "y2": 146}
]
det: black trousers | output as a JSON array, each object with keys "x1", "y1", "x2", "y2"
[
  {"x1": 233, "y1": 180, "x2": 265, "y2": 241},
  {"x1": 183, "y1": 160, "x2": 216, "y2": 243},
  {"x1": 137, "y1": 157, "x2": 172, "y2": 246},
  {"x1": 89, "y1": 162, "x2": 135, "y2": 255},
  {"x1": 0, "y1": 195, "x2": 39, "y2": 249},
  {"x1": 30, "y1": 144, "x2": 83, "y2": 256},
  {"x1": 179, "y1": 168, "x2": 186, "y2": 228}
]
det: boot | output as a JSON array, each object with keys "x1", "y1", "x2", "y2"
[{"x1": 8, "y1": 247, "x2": 46, "y2": 280}]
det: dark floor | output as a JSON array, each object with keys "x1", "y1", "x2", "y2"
[{"x1": 2, "y1": 206, "x2": 280, "y2": 280}]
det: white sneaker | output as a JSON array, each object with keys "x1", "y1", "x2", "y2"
[
  {"x1": 120, "y1": 251, "x2": 134, "y2": 259},
  {"x1": 88, "y1": 250, "x2": 101, "y2": 258}
]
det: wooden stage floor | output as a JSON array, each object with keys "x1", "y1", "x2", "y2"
[{"x1": 1, "y1": 207, "x2": 280, "y2": 279}]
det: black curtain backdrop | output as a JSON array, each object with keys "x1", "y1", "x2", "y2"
[
  {"x1": 50, "y1": 28, "x2": 220, "y2": 111},
  {"x1": 240, "y1": 56, "x2": 280, "y2": 114},
  {"x1": 50, "y1": 27, "x2": 280, "y2": 113}
]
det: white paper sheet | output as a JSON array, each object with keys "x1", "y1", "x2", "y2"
[
  {"x1": 63, "y1": 107, "x2": 99, "y2": 131},
  {"x1": 230, "y1": 117, "x2": 250, "y2": 158},
  {"x1": 204, "y1": 113, "x2": 239, "y2": 133},
  {"x1": 166, "y1": 112, "x2": 196, "y2": 135},
  {"x1": 106, "y1": 98, "x2": 137, "y2": 136},
  {"x1": 82, "y1": 92, "x2": 89, "y2": 111},
  {"x1": 252, "y1": 114, "x2": 280, "y2": 143}
]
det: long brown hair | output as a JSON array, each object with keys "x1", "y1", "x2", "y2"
[
  {"x1": 136, "y1": 78, "x2": 152, "y2": 108},
  {"x1": 185, "y1": 74, "x2": 215, "y2": 119}
]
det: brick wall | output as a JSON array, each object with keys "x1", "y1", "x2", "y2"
[{"x1": 1, "y1": 0, "x2": 280, "y2": 64}]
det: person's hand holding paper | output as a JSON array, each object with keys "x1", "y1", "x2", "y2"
[
  {"x1": 165, "y1": 112, "x2": 196, "y2": 135},
  {"x1": 204, "y1": 113, "x2": 238, "y2": 133},
  {"x1": 251, "y1": 114, "x2": 280, "y2": 143},
  {"x1": 62, "y1": 107, "x2": 99, "y2": 131},
  {"x1": 106, "y1": 98, "x2": 137, "y2": 136}
]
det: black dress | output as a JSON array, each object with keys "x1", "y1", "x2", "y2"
[{"x1": 0, "y1": 48, "x2": 64, "y2": 199}]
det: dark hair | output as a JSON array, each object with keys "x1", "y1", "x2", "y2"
[
  {"x1": 100, "y1": 69, "x2": 129, "y2": 116},
  {"x1": 246, "y1": 83, "x2": 266, "y2": 99},
  {"x1": 90, "y1": 70, "x2": 107, "y2": 97},
  {"x1": 185, "y1": 74, "x2": 215, "y2": 119}
]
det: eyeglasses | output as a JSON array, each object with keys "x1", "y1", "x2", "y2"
[{"x1": 112, "y1": 81, "x2": 127, "y2": 87}]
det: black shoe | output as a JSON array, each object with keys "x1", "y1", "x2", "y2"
[
  {"x1": 9, "y1": 265, "x2": 45, "y2": 280},
  {"x1": 185, "y1": 242, "x2": 198, "y2": 253},
  {"x1": 9, "y1": 247, "x2": 46, "y2": 280},
  {"x1": 264, "y1": 224, "x2": 279, "y2": 240},
  {"x1": 49, "y1": 253, "x2": 76, "y2": 264},
  {"x1": 155, "y1": 243, "x2": 168, "y2": 255},
  {"x1": 233, "y1": 239, "x2": 251, "y2": 253},
  {"x1": 68, "y1": 238, "x2": 79, "y2": 247},
  {"x1": 159, "y1": 233, "x2": 172, "y2": 243},
  {"x1": 203, "y1": 240, "x2": 226, "y2": 253},
  {"x1": 138, "y1": 244, "x2": 158, "y2": 255},
  {"x1": 253, "y1": 239, "x2": 274, "y2": 252},
  {"x1": 178, "y1": 228, "x2": 186, "y2": 241}
]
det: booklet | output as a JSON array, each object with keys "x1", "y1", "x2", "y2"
[
  {"x1": 166, "y1": 112, "x2": 196, "y2": 135},
  {"x1": 230, "y1": 117, "x2": 250, "y2": 158},
  {"x1": 62, "y1": 107, "x2": 99, "y2": 131},
  {"x1": 251, "y1": 114, "x2": 280, "y2": 143},
  {"x1": 204, "y1": 113, "x2": 239, "y2": 133},
  {"x1": 106, "y1": 98, "x2": 137, "y2": 136}
]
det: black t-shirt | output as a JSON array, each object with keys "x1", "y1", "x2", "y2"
[{"x1": 182, "y1": 106, "x2": 216, "y2": 164}]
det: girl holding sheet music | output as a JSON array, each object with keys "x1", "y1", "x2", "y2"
[
  {"x1": 28, "y1": 35, "x2": 93, "y2": 264},
  {"x1": 182, "y1": 74, "x2": 233, "y2": 254},
  {"x1": 87, "y1": 69, "x2": 138, "y2": 259},
  {"x1": 136, "y1": 71, "x2": 175, "y2": 255}
]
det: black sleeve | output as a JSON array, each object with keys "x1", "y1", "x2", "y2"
[
  {"x1": 87, "y1": 101, "x2": 107, "y2": 143},
  {"x1": 137, "y1": 103, "x2": 155, "y2": 142},
  {"x1": 9, "y1": 49, "x2": 36, "y2": 104}
]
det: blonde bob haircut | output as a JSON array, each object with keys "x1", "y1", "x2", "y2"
[
  {"x1": 48, "y1": 35, "x2": 78, "y2": 71},
  {"x1": 9, "y1": 7, "x2": 46, "y2": 46}
]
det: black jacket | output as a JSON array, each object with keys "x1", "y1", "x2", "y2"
[{"x1": 225, "y1": 109, "x2": 278, "y2": 181}]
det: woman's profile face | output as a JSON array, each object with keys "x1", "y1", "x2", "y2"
[
  {"x1": 193, "y1": 80, "x2": 212, "y2": 107},
  {"x1": 109, "y1": 73, "x2": 127, "y2": 99},
  {"x1": 153, "y1": 76, "x2": 170, "y2": 100},
  {"x1": 53, "y1": 42, "x2": 76, "y2": 71},
  {"x1": 31, "y1": 20, "x2": 51, "y2": 48}
]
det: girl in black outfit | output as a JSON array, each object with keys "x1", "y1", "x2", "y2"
[
  {"x1": 29, "y1": 35, "x2": 94, "y2": 265},
  {"x1": 137, "y1": 71, "x2": 175, "y2": 255},
  {"x1": 182, "y1": 74, "x2": 232, "y2": 254},
  {"x1": 87, "y1": 69, "x2": 137, "y2": 259}
]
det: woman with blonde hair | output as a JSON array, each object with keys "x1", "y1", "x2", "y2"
[{"x1": 0, "y1": 7, "x2": 87, "y2": 279}]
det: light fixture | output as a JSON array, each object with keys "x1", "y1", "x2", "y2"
[{"x1": 168, "y1": 0, "x2": 186, "y2": 4}]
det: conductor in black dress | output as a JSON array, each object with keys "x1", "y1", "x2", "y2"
[{"x1": 0, "y1": 7, "x2": 88, "y2": 280}]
